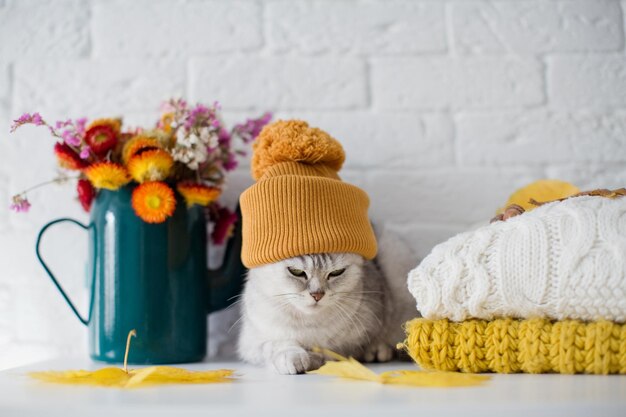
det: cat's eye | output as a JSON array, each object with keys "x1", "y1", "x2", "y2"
[
  {"x1": 328, "y1": 268, "x2": 346, "y2": 278},
  {"x1": 287, "y1": 267, "x2": 307, "y2": 279}
]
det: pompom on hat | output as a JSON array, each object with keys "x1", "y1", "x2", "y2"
[{"x1": 240, "y1": 120, "x2": 377, "y2": 268}]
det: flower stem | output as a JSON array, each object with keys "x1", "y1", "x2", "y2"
[
  {"x1": 17, "y1": 175, "x2": 81, "y2": 196},
  {"x1": 123, "y1": 329, "x2": 137, "y2": 374}
]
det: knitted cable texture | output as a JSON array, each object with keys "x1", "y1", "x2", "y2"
[
  {"x1": 408, "y1": 196, "x2": 626, "y2": 323},
  {"x1": 404, "y1": 318, "x2": 626, "y2": 374}
]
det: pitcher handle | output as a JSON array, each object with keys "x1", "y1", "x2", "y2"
[
  {"x1": 207, "y1": 206, "x2": 246, "y2": 313},
  {"x1": 35, "y1": 218, "x2": 94, "y2": 325}
]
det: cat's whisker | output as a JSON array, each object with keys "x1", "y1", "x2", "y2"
[
  {"x1": 228, "y1": 294, "x2": 244, "y2": 301},
  {"x1": 330, "y1": 304, "x2": 353, "y2": 336},
  {"x1": 275, "y1": 297, "x2": 299, "y2": 311},
  {"x1": 333, "y1": 291, "x2": 383, "y2": 295},
  {"x1": 336, "y1": 304, "x2": 369, "y2": 342},
  {"x1": 333, "y1": 302, "x2": 370, "y2": 345},
  {"x1": 346, "y1": 292, "x2": 385, "y2": 324},
  {"x1": 335, "y1": 293, "x2": 385, "y2": 308},
  {"x1": 336, "y1": 295, "x2": 384, "y2": 327},
  {"x1": 274, "y1": 296, "x2": 301, "y2": 303},
  {"x1": 225, "y1": 298, "x2": 244, "y2": 308},
  {"x1": 227, "y1": 314, "x2": 247, "y2": 333},
  {"x1": 330, "y1": 304, "x2": 358, "y2": 339},
  {"x1": 274, "y1": 302, "x2": 297, "y2": 315}
]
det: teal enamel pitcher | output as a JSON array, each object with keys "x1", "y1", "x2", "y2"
[{"x1": 35, "y1": 185, "x2": 245, "y2": 364}]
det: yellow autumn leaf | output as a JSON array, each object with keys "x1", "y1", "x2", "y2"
[
  {"x1": 30, "y1": 367, "x2": 130, "y2": 387},
  {"x1": 380, "y1": 370, "x2": 490, "y2": 387},
  {"x1": 309, "y1": 348, "x2": 490, "y2": 388},
  {"x1": 29, "y1": 367, "x2": 235, "y2": 389},
  {"x1": 499, "y1": 179, "x2": 579, "y2": 213},
  {"x1": 29, "y1": 329, "x2": 236, "y2": 389},
  {"x1": 309, "y1": 359, "x2": 379, "y2": 382},
  {"x1": 127, "y1": 366, "x2": 235, "y2": 387}
]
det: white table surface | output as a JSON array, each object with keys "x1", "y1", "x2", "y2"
[{"x1": 1, "y1": 358, "x2": 625, "y2": 417}]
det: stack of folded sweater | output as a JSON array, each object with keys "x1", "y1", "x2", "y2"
[{"x1": 404, "y1": 191, "x2": 626, "y2": 374}]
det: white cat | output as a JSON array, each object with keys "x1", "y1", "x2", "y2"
[{"x1": 237, "y1": 229, "x2": 417, "y2": 374}]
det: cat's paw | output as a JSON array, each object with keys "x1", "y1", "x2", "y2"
[
  {"x1": 271, "y1": 348, "x2": 325, "y2": 375},
  {"x1": 362, "y1": 342, "x2": 394, "y2": 363}
]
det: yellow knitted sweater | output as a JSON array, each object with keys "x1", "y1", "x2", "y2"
[{"x1": 403, "y1": 318, "x2": 626, "y2": 375}]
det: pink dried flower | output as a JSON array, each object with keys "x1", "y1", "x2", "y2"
[
  {"x1": 75, "y1": 118, "x2": 87, "y2": 134},
  {"x1": 54, "y1": 117, "x2": 90, "y2": 148},
  {"x1": 185, "y1": 103, "x2": 213, "y2": 129},
  {"x1": 223, "y1": 152, "x2": 238, "y2": 171},
  {"x1": 10, "y1": 112, "x2": 44, "y2": 132},
  {"x1": 79, "y1": 146, "x2": 91, "y2": 159},
  {"x1": 55, "y1": 120, "x2": 71, "y2": 129},
  {"x1": 61, "y1": 129, "x2": 81, "y2": 146},
  {"x1": 160, "y1": 98, "x2": 188, "y2": 114},
  {"x1": 232, "y1": 112, "x2": 272, "y2": 143},
  {"x1": 10, "y1": 195, "x2": 31, "y2": 213},
  {"x1": 217, "y1": 128, "x2": 231, "y2": 146}
]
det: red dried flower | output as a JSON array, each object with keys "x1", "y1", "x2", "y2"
[
  {"x1": 54, "y1": 142, "x2": 88, "y2": 170},
  {"x1": 76, "y1": 179, "x2": 95, "y2": 212},
  {"x1": 84, "y1": 125, "x2": 117, "y2": 156},
  {"x1": 211, "y1": 206, "x2": 238, "y2": 245}
]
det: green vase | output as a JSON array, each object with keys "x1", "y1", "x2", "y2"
[{"x1": 35, "y1": 184, "x2": 245, "y2": 364}]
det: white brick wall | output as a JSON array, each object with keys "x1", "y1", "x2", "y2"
[
  {"x1": 372, "y1": 56, "x2": 545, "y2": 109},
  {"x1": 1, "y1": 0, "x2": 625, "y2": 369},
  {"x1": 189, "y1": 56, "x2": 368, "y2": 109},
  {"x1": 265, "y1": 1, "x2": 446, "y2": 54},
  {"x1": 93, "y1": 0, "x2": 262, "y2": 57},
  {"x1": 548, "y1": 55, "x2": 626, "y2": 108},
  {"x1": 456, "y1": 110, "x2": 626, "y2": 164},
  {"x1": 451, "y1": 1, "x2": 623, "y2": 54},
  {"x1": 0, "y1": 0, "x2": 89, "y2": 60},
  {"x1": 14, "y1": 60, "x2": 186, "y2": 116}
]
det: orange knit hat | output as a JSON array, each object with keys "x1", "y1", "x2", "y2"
[{"x1": 239, "y1": 120, "x2": 377, "y2": 268}]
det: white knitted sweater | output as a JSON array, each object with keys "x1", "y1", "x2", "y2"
[{"x1": 408, "y1": 196, "x2": 626, "y2": 323}]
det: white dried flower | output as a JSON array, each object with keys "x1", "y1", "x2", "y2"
[
  {"x1": 198, "y1": 127, "x2": 218, "y2": 148},
  {"x1": 172, "y1": 127, "x2": 210, "y2": 170},
  {"x1": 176, "y1": 128, "x2": 187, "y2": 144}
]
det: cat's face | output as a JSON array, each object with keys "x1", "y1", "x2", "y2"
[{"x1": 250, "y1": 253, "x2": 365, "y2": 314}]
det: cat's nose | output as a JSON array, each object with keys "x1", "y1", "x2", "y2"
[{"x1": 310, "y1": 292, "x2": 325, "y2": 302}]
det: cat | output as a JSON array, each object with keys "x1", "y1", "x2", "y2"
[{"x1": 237, "y1": 229, "x2": 417, "y2": 374}]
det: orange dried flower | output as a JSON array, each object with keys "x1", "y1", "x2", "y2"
[
  {"x1": 127, "y1": 149, "x2": 174, "y2": 183},
  {"x1": 177, "y1": 182, "x2": 221, "y2": 207},
  {"x1": 84, "y1": 162, "x2": 131, "y2": 190},
  {"x1": 122, "y1": 136, "x2": 161, "y2": 164},
  {"x1": 131, "y1": 182, "x2": 176, "y2": 223},
  {"x1": 159, "y1": 112, "x2": 175, "y2": 133}
]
